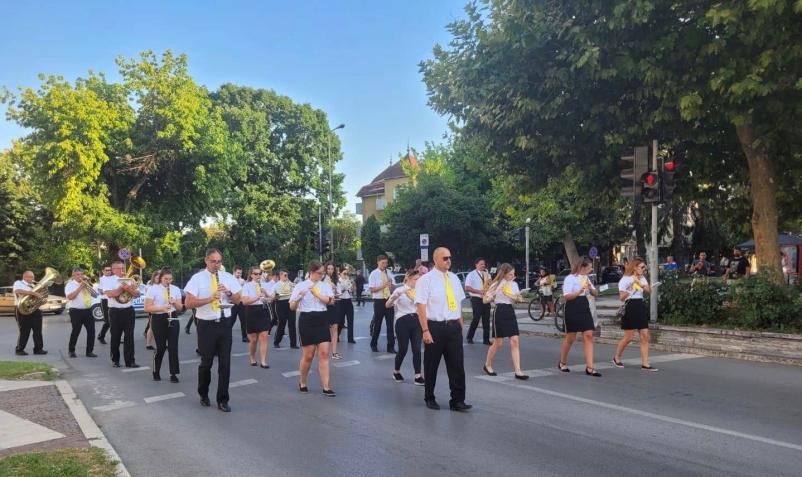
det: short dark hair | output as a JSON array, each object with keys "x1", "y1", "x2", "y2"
[
  {"x1": 72, "y1": 267, "x2": 84, "y2": 274},
  {"x1": 474, "y1": 257, "x2": 485, "y2": 265},
  {"x1": 376, "y1": 254, "x2": 388, "y2": 262},
  {"x1": 308, "y1": 260, "x2": 323, "y2": 273},
  {"x1": 233, "y1": 265, "x2": 242, "y2": 272},
  {"x1": 160, "y1": 268, "x2": 173, "y2": 276},
  {"x1": 205, "y1": 249, "x2": 222, "y2": 258}
]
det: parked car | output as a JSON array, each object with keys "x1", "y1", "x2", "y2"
[
  {"x1": 0, "y1": 286, "x2": 67, "y2": 315},
  {"x1": 554, "y1": 269, "x2": 597, "y2": 289},
  {"x1": 600, "y1": 265, "x2": 624, "y2": 284},
  {"x1": 132, "y1": 284, "x2": 148, "y2": 316}
]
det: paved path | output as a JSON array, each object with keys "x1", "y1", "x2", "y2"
[{"x1": 1, "y1": 304, "x2": 801, "y2": 476}]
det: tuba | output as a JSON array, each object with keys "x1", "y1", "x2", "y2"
[
  {"x1": 18, "y1": 267, "x2": 63, "y2": 315},
  {"x1": 260, "y1": 259, "x2": 276, "y2": 275},
  {"x1": 117, "y1": 256, "x2": 146, "y2": 304}
]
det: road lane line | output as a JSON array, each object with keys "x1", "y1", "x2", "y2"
[
  {"x1": 179, "y1": 358, "x2": 200, "y2": 364},
  {"x1": 375, "y1": 354, "x2": 396, "y2": 361},
  {"x1": 333, "y1": 360, "x2": 360, "y2": 368},
  {"x1": 230, "y1": 379, "x2": 258, "y2": 388},
  {"x1": 121, "y1": 366, "x2": 151, "y2": 373},
  {"x1": 144, "y1": 392, "x2": 185, "y2": 404},
  {"x1": 93, "y1": 401, "x2": 137, "y2": 412},
  {"x1": 232, "y1": 352, "x2": 250, "y2": 357},
  {"x1": 504, "y1": 381, "x2": 802, "y2": 452},
  {"x1": 491, "y1": 354, "x2": 702, "y2": 379},
  {"x1": 282, "y1": 370, "x2": 301, "y2": 377}
]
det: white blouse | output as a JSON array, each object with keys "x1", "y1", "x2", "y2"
[
  {"x1": 389, "y1": 284, "x2": 417, "y2": 318},
  {"x1": 563, "y1": 274, "x2": 594, "y2": 296},
  {"x1": 494, "y1": 280, "x2": 520, "y2": 305},
  {"x1": 618, "y1": 275, "x2": 648, "y2": 300},
  {"x1": 240, "y1": 281, "x2": 266, "y2": 301},
  {"x1": 290, "y1": 279, "x2": 333, "y2": 313}
]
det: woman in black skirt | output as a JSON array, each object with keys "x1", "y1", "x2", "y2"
[
  {"x1": 324, "y1": 262, "x2": 342, "y2": 360},
  {"x1": 290, "y1": 261, "x2": 336, "y2": 396},
  {"x1": 612, "y1": 257, "x2": 657, "y2": 371},
  {"x1": 558, "y1": 259, "x2": 601, "y2": 376},
  {"x1": 240, "y1": 266, "x2": 270, "y2": 368},
  {"x1": 483, "y1": 263, "x2": 529, "y2": 380}
]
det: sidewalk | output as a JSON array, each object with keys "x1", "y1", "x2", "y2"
[{"x1": 0, "y1": 374, "x2": 129, "y2": 476}]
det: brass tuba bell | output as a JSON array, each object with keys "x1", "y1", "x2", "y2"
[
  {"x1": 18, "y1": 267, "x2": 63, "y2": 315},
  {"x1": 260, "y1": 259, "x2": 276, "y2": 274},
  {"x1": 117, "y1": 255, "x2": 146, "y2": 304}
]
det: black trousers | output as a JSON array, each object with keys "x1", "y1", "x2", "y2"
[
  {"x1": 269, "y1": 301, "x2": 278, "y2": 329},
  {"x1": 395, "y1": 314, "x2": 422, "y2": 374},
  {"x1": 151, "y1": 314, "x2": 180, "y2": 376},
  {"x1": 339, "y1": 299, "x2": 355, "y2": 342},
  {"x1": 197, "y1": 318, "x2": 232, "y2": 404},
  {"x1": 109, "y1": 307, "x2": 136, "y2": 365},
  {"x1": 98, "y1": 299, "x2": 110, "y2": 339},
  {"x1": 185, "y1": 309, "x2": 197, "y2": 332},
  {"x1": 15, "y1": 308, "x2": 44, "y2": 352},
  {"x1": 423, "y1": 319, "x2": 466, "y2": 406},
  {"x1": 355, "y1": 287, "x2": 365, "y2": 306},
  {"x1": 466, "y1": 297, "x2": 491, "y2": 343},
  {"x1": 68, "y1": 308, "x2": 95, "y2": 354},
  {"x1": 370, "y1": 299, "x2": 395, "y2": 350},
  {"x1": 229, "y1": 304, "x2": 248, "y2": 341},
  {"x1": 273, "y1": 300, "x2": 297, "y2": 347}
]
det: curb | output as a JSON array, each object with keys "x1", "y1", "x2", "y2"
[{"x1": 54, "y1": 379, "x2": 131, "y2": 477}]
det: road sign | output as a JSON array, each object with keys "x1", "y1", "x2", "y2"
[
  {"x1": 118, "y1": 248, "x2": 131, "y2": 260},
  {"x1": 589, "y1": 246, "x2": 598, "y2": 259},
  {"x1": 421, "y1": 248, "x2": 429, "y2": 262},
  {"x1": 419, "y1": 234, "x2": 429, "y2": 248}
]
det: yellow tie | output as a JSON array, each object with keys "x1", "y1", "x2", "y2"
[
  {"x1": 163, "y1": 287, "x2": 169, "y2": 303},
  {"x1": 504, "y1": 284, "x2": 512, "y2": 295},
  {"x1": 81, "y1": 288, "x2": 90, "y2": 307},
  {"x1": 312, "y1": 285, "x2": 320, "y2": 298},
  {"x1": 443, "y1": 273, "x2": 456, "y2": 311},
  {"x1": 211, "y1": 273, "x2": 220, "y2": 312},
  {"x1": 633, "y1": 280, "x2": 642, "y2": 291},
  {"x1": 407, "y1": 289, "x2": 416, "y2": 300},
  {"x1": 256, "y1": 281, "x2": 261, "y2": 295},
  {"x1": 580, "y1": 276, "x2": 588, "y2": 288},
  {"x1": 382, "y1": 272, "x2": 389, "y2": 299}
]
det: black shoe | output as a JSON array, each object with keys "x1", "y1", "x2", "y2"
[
  {"x1": 195, "y1": 349, "x2": 200, "y2": 355},
  {"x1": 170, "y1": 375, "x2": 179, "y2": 383},
  {"x1": 387, "y1": 348, "x2": 397, "y2": 354},
  {"x1": 250, "y1": 361, "x2": 257, "y2": 367},
  {"x1": 86, "y1": 352, "x2": 98, "y2": 358},
  {"x1": 414, "y1": 376, "x2": 425, "y2": 386},
  {"x1": 558, "y1": 362, "x2": 570, "y2": 372},
  {"x1": 218, "y1": 402, "x2": 231, "y2": 412},
  {"x1": 466, "y1": 338, "x2": 474, "y2": 344},
  {"x1": 185, "y1": 329, "x2": 190, "y2": 335},
  {"x1": 299, "y1": 383, "x2": 309, "y2": 393},
  {"x1": 146, "y1": 345, "x2": 155, "y2": 350},
  {"x1": 33, "y1": 350, "x2": 48, "y2": 355},
  {"x1": 483, "y1": 365, "x2": 497, "y2": 376},
  {"x1": 126, "y1": 363, "x2": 140, "y2": 369},
  {"x1": 260, "y1": 364, "x2": 270, "y2": 369},
  {"x1": 450, "y1": 402, "x2": 473, "y2": 412},
  {"x1": 585, "y1": 367, "x2": 602, "y2": 377},
  {"x1": 425, "y1": 399, "x2": 441, "y2": 410},
  {"x1": 483, "y1": 341, "x2": 493, "y2": 346},
  {"x1": 242, "y1": 338, "x2": 249, "y2": 343},
  {"x1": 393, "y1": 372, "x2": 404, "y2": 382},
  {"x1": 69, "y1": 351, "x2": 77, "y2": 358},
  {"x1": 322, "y1": 389, "x2": 336, "y2": 397},
  {"x1": 273, "y1": 343, "x2": 281, "y2": 348},
  {"x1": 348, "y1": 340, "x2": 357, "y2": 344},
  {"x1": 200, "y1": 397, "x2": 211, "y2": 407},
  {"x1": 371, "y1": 346, "x2": 379, "y2": 352},
  {"x1": 15, "y1": 350, "x2": 28, "y2": 356},
  {"x1": 112, "y1": 362, "x2": 121, "y2": 368},
  {"x1": 514, "y1": 373, "x2": 530, "y2": 380},
  {"x1": 97, "y1": 337, "x2": 107, "y2": 344},
  {"x1": 290, "y1": 345, "x2": 299, "y2": 349},
  {"x1": 152, "y1": 372, "x2": 161, "y2": 381}
]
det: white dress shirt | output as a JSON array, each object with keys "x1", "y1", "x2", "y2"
[
  {"x1": 241, "y1": 281, "x2": 265, "y2": 302},
  {"x1": 12, "y1": 280, "x2": 33, "y2": 306},
  {"x1": 618, "y1": 275, "x2": 648, "y2": 300},
  {"x1": 563, "y1": 274, "x2": 595, "y2": 296},
  {"x1": 465, "y1": 269, "x2": 491, "y2": 298},
  {"x1": 144, "y1": 284, "x2": 182, "y2": 318},
  {"x1": 369, "y1": 268, "x2": 394, "y2": 299},
  {"x1": 494, "y1": 279, "x2": 520, "y2": 305},
  {"x1": 100, "y1": 275, "x2": 133, "y2": 309},
  {"x1": 390, "y1": 284, "x2": 417, "y2": 318},
  {"x1": 290, "y1": 279, "x2": 333, "y2": 313},
  {"x1": 184, "y1": 269, "x2": 242, "y2": 320},
  {"x1": 414, "y1": 270, "x2": 465, "y2": 322},
  {"x1": 98, "y1": 275, "x2": 111, "y2": 300},
  {"x1": 275, "y1": 280, "x2": 294, "y2": 300},
  {"x1": 65, "y1": 279, "x2": 93, "y2": 310}
]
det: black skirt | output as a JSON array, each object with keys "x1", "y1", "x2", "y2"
[
  {"x1": 245, "y1": 304, "x2": 269, "y2": 334},
  {"x1": 565, "y1": 296, "x2": 595, "y2": 333},
  {"x1": 492, "y1": 303, "x2": 519, "y2": 337},
  {"x1": 327, "y1": 304, "x2": 340, "y2": 326},
  {"x1": 621, "y1": 299, "x2": 649, "y2": 330},
  {"x1": 299, "y1": 311, "x2": 331, "y2": 346}
]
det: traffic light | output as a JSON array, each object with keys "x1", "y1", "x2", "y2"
[
  {"x1": 641, "y1": 171, "x2": 660, "y2": 203},
  {"x1": 514, "y1": 227, "x2": 525, "y2": 242},
  {"x1": 312, "y1": 229, "x2": 321, "y2": 253},
  {"x1": 321, "y1": 227, "x2": 331, "y2": 256},
  {"x1": 661, "y1": 158, "x2": 677, "y2": 201},
  {"x1": 620, "y1": 146, "x2": 649, "y2": 199}
]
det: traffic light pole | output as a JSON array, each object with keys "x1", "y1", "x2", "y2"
[
  {"x1": 318, "y1": 203, "x2": 323, "y2": 263},
  {"x1": 650, "y1": 139, "x2": 659, "y2": 323}
]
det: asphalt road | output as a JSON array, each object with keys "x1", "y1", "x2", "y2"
[{"x1": 2, "y1": 304, "x2": 802, "y2": 476}]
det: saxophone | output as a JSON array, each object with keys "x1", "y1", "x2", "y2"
[{"x1": 117, "y1": 256, "x2": 146, "y2": 304}]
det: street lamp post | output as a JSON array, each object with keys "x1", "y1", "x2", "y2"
[
  {"x1": 327, "y1": 123, "x2": 345, "y2": 261},
  {"x1": 525, "y1": 217, "x2": 531, "y2": 291}
]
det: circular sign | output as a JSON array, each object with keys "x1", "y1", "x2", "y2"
[
  {"x1": 588, "y1": 246, "x2": 598, "y2": 259},
  {"x1": 118, "y1": 248, "x2": 131, "y2": 260}
]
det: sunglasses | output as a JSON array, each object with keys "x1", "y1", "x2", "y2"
[
  {"x1": 442, "y1": 256, "x2": 452, "y2": 261},
  {"x1": 252, "y1": 272, "x2": 262, "y2": 276},
  {"x1": 208, "y1": 259, "x2": 222, "y2": 264}
]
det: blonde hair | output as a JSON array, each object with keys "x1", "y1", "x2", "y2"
[
  {"x1": 491, "y1": 263, "x2": 515, "y2": 287},
  {"x1": 624, "y1": 257, "x2": 645, "y2": 276},
  {"x1": 571, "y1": 258, "x2": 592, "y2": 275}
]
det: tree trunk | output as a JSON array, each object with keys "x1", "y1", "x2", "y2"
[
  {"x1": 562, "y1": 229, "x2": 581, "y2": 270},
  {"x1": 735, "y1": 123, "x2": 782, "y2": 282},
  {"x1": 123, "y1": 175, "x2": 149, "y2": 213}
]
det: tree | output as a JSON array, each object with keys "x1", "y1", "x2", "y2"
[
  {"x1": 331, "y1": 212, "x2": 361, "y2": 266},
  {"x1": 361, "y1": 216, "x2": 383, "y2": 268}
]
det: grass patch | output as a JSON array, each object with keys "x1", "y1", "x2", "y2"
[
  {"x1": 0, "y1": 447, "x2": 117, "y2": 477},
  {"x1": 0, "y1": 361, "x2": 56, "y2": 381}
]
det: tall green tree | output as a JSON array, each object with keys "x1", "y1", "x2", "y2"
[{"x1": 361, "y1": 216, "x2": 384, "y2": 267}]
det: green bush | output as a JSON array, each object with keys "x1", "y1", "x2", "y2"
[
  {"x1": 658, "y1": 277, "x2": 727, "y2": 326},
  {"x1": 725, "y1": 272, "x2": 802, "y2": 333}
]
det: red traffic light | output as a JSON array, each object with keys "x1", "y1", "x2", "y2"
[
  {"x1": 644, "y1": 173, "x2": 657, "y2": 186},
  {"x1": 664, "y1": 161, "x2": 675, "y2": 172}
]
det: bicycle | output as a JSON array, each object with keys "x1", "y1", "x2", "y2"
[{"x1": 528, "y1": 290, "x2": 565, "y2": 332}]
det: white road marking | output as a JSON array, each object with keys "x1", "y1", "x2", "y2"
[
  {"x1": 489, "y1": 353, "x2": 701, "y2": 379},
  {"x1": 503, "y1": 381, "x2": 802, "y2": 452},
  {"x1": 232, "y1": 352, "x2": 250, "y2": 357},
  {"x1": 179, "y1": 358, "x2": 200, "y2": 364},
  {"x1": 282, "y1": 370, "x2": 301, "y2": 377},
  {"x1": 121, "y1": 366, "x2": 151, "y2": 373},
  {"x1": 230, "y1": 379, "x2": 258, "y2": 388},
  {"x1": 93, "y1": 401, "x2": 137, "y2": 412},
  {"x1": 375, "y1": 354, "x2": 396, "y2": 361},
  {"x1": 144, "y1": 392, "x2": 185, "y2": 404},
  {"x1": 333, "y1": 360, "x2": 360, "y2": 368}
]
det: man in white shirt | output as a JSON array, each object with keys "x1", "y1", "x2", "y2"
[
  {"x1": 228, "y1": 266, "x2": 248, "y2": 343},
  {"x1": 464, "y1": 257, "x2": 492, "y2": 345},
  {"x1": 65, "y1": 268, "x2": 99, "y2": 358},
  {"x1": 273, "y1": 270, "x2": 298, "y2": 349},
  {"x1": 96, "y1": 264, "x2": 113, "y2": 344},
  {"x1": 102, "y1": 260, "x2": 141, "y2": 368},
  {"x1": 415, "y1": 247, "x2": 471, "y2": 412},
  {"x1": 184, "y1": 249, "x2": 242, "y2": 412},
  {"x1": 369, "y1": 254, "x2": 396, "y2": 353},
  {"x1": 12, "y1": 270, "x2": 47, "y2": 356}
]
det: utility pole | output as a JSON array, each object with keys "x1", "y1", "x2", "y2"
[
  {"x1": 650, "y1": 139, "x2": 659, "y2": 323},
  {"x1": 318, "y1": 204, "x2": 323, "y2": 263},
  {"x1": 525, "y1": 218, "x2": 531, "y2": 291}
]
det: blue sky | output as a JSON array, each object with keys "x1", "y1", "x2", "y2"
[{"x1": 0, "y1": 0, "x2": 466, "y2": 214}]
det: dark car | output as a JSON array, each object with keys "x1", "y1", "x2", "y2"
[{"x1": 600, "y1": 266, "x2": 624, "y2": 284}]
